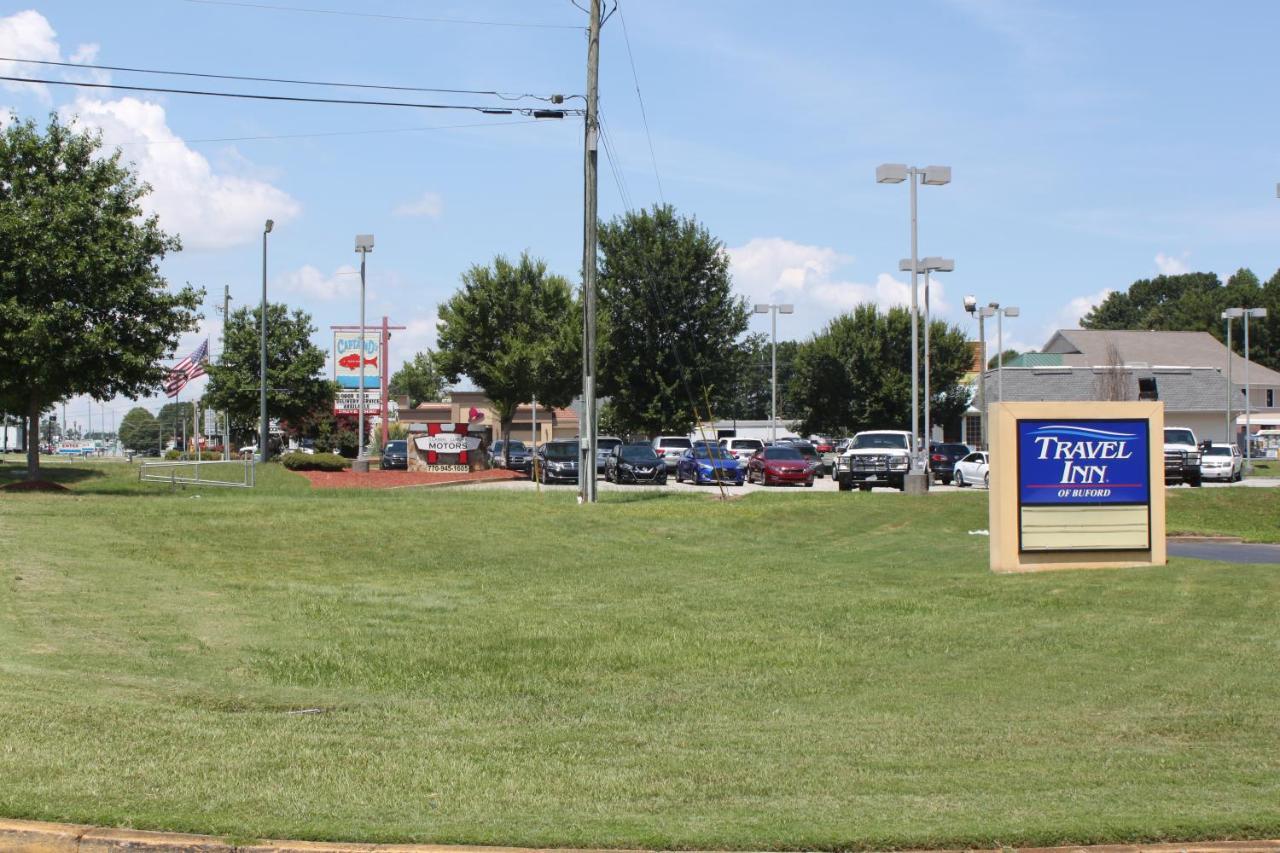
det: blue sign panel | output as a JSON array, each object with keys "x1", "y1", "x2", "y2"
[{"x1": 1017, "y1": 419, "x2": 1150, "y2": 506}]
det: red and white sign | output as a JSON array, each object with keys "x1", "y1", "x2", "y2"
[
  {"x1": 410, "y1": 422, "x2": 481, "y2": 469},
  {"x1": 334, "y1": 388, "x2": 384, "y2": 416}
]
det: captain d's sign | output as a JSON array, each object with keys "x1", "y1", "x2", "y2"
[{"x1": 988, "y1": 401, "x2": 1165, "y2": 573}]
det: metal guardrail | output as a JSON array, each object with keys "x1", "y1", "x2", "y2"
[{"x1": 139, "y1": 458, "x2": 256, "y2": 489}]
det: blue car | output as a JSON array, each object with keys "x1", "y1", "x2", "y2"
[{"x1": 675, "y1": 445, "x2": 744, "y2": 486}]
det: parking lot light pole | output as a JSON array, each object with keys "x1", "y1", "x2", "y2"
[
  {"x1": 964, "y1": 297, "x2": 997, "y2": 449},
  {"x1": 259, "y1": 219, "x2": 273, "y2": 464},
  {"x1": 353, "y1": 234, "x2": 375, "y2": 472},
  {"x1": 754, "y1": 303, "x2": 794, "y2": 443},
  {"x1": 902, "y1": 257, "x2": 953, "y2": 461},
  {"x1": 878, "y1": 163, "x2": 950, "y2": 486},
  {"x1": 1244, "y1": 307, "x2": 1267, "y2": 471},
  {"x1": 1222, "y1": 308, "x2": 1243, "y2": 446},
  {"x1": 995, "y1": 304, "x2": 1019, "y2": 404}
]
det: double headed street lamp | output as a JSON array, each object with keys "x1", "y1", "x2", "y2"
[
  {"x1": 1222, "y1": 306, "x2": 1268, "y2": 471},
  {"x1": 964, "y1": 297, "x2": 997, "y2": 449},
  {"x1": 354, "y1": 234, "x2": 375, "y2": 472},
  {"x1": 991, "y1": 303, "x2": 1020, "y2": 403},
  {"x1": 259, "y1": 218, "x2": 273, "y2": 464},
  {"x1": 877, "y1": 163, "x2": 950, "y2": 487},
  {"x1": 900, "y1": 256, "x2": 953, "y2": 460},
  {"x1": 753, "y1": 303, "x2": 794, "y2": 443}
]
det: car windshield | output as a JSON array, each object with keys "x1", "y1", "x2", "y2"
[
  {"x1": 1203, "y1": 446, "x2": 1231, "y2": 456},
  {"x1": 597, "y1": 438, "x2": 622, "y2": 451},
  {"x1": 693, "y1": 447, "x2": 733, "y2": 460},
  {"x1": 620, "y1": 446, "x2": 659, "y2": 462},
  {"x1": 729, "y1": 440, "x2": 762, "y2": 450},
  {"x1": 852, "y1": 433, "x2": 908, "y2": 450},
  {"x1": 792, "y1": 444, "x2": 818, "y2": 456},
  {"x1": 543, "y1": 443, "x2": 578, "y2": 460},
  {"x1": 658, "y1": 438, "x2": 691, "y2": 449},
  {"x1": 936, "y1": 444, "x2": 968, "y2": 455},
  {"x1": 386, "y1": 441, "x2": 406, "y2": 452},
  {"x1": 504, "y1": 440, "x2": 527, "y2": 452},
  {"x1": 764, "y1": 447, "x2": 803, "y2": 460},
  {"x1": 1165, "y1": 429, "x2": 1195, "y2": 445}
]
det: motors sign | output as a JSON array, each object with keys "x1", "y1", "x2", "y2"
[{"x1": 1018, "y1": 420, "x2": 1150, "y2": 506}]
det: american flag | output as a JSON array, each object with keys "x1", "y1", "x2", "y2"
[{"x1": 163, "y1": 339, "x2": 209, "y2": 398}]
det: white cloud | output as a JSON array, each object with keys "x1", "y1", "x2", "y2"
[
  {"x1": 1057, "y1": 287, "x2": 1113, "y2": 330},
  {"x1": 278, "y1": 264, "x2": 361, "y2": 302},
  {"x1": 63, "y1": 96, "x2": 301, "y2": 250},
  {"x1": 727, "y1": 237, "x2": 949, "y2": 321},
  {"x1": 1155, "y1": 251, "x2": 1190, "y2": 276},
  {"x1": 0, "y1": 11, "x2": 105, "y2": 100},
  {"x1": 394, "y1": 191, "x2": 444, "y2": 218}
]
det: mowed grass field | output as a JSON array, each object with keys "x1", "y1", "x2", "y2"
[{"x1": 1, "y1": 459, "x2": 1279, "y2": 850}]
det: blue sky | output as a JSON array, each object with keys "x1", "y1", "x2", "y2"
[{"x1": 5, "y1": 1, "x2": 1280, "y2": 434}]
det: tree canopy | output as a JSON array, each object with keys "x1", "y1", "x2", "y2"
[
  {"x1": 435, "y1": 253, "x2": 580, "y2": 461},
  {"x1": 389, "y1": 350, "x2": 448, "y2": 408},
  {"x1": 0, "y1": 114, "x2": 201, "y2": 478},
  {"x1": 597, "y1": 204, "x2": 749, "y2": 436},
  {"x1": 118, "y1": 406, "x2": 159, "y2": 454},
  {"x1": 202, "y1": 303, "x2": 334, "y2": 449},
  {"x1": 1082, "y1": 268, "x2": 1279, "y2": 370},
  {"x1": 788, "y1": 305, "x2": 972, "y2": 437}
]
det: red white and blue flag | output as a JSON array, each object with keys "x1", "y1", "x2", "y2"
[{"x1": 163, "y1": 339, "x2": 209, "y2": 398}]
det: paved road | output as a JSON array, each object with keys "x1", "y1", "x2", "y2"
[{"x1": 1168, "y1": 540, "x2": 1280, "y2": 564}]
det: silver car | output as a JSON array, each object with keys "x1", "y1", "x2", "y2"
[
  {"x1": 720, "y1": 437, "x2": 764, "y2": 466},
  {"x1": 652, "y1": 435, "x2": 693, "y2": 471}
]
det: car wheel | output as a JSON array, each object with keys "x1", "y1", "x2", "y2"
[
  {"x1": 859, "y1": 484, "x2": 872, "y2": 492},
  {"x1": 762, "y1": 471, "x2": 771, "y2": 487},
  {"x1": 983, "y1": 472, "x2": 990, "y2": 489},
  {"x1": 1189, "y1": 474, "x2": 1202, "y2": 488},
  {"x1": 805, "y1": 477, "x2": 814, "y2": 487},
  {"x1": 676, "y1": 467, "x2": 684, "y2": 484},
  {"x1": 838, "y1": 478, "x2": 852, "y2": 492},
  {"x1": 956, "y1": 470, "x2": 966, "y2": 487},
  {"x1": 941, "y1": 475, "x2": 952, "y2": 486}
]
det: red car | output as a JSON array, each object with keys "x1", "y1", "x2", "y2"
[{"x1": 747, "y1": 445, "x2": 814, "y2": 487}]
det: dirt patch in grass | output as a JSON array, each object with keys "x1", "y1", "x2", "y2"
[
  {"x1": 1, "y1": 480, "x2": 70, "y2": 493},
  {"x1": 295, "y1": 468, "x2": 525, "y2": 490}
]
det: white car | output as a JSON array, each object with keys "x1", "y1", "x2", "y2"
[
  {"x1": 953, "y1": 450, "x2": 990, "y2": 489},
  {"x1": 719, "y1": 437, "x2": 764, "y2": 465},
  {"x1": 1200, "y1": 443, "x2": 1243, "y2": 482}
]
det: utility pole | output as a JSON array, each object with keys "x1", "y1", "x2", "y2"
[
  {"x1": 222, "y1": 284, "x2": 231, "y2": 460},
  {"x1": 579, "y1": 0, "x2": 601, "y2": 504}
]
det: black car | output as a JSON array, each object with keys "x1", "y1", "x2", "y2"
[
  {"x1": 379, "y1": 439, "x2": 408, "y2": 470},
  {"x1": 928, "y1": 442, "x2": 971, "y2": 485},
  {"x1": 536, "y1": 440, "x2": 580, "y2": 484},
  {"x1": 604, "y1": 443, "x2": 667, "y2": 485}
]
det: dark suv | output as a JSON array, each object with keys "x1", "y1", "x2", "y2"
[
  {"x1": 929, "y1": 442, "x2": 971, "y2": 485},
  {"x1": 379, "y1": 440, "x2": 408, "y2": 470}
]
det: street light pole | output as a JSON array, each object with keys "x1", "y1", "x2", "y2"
[
  {"x1": 1222, "y1": 308, "x2": 1240, "y2": 445},
  {"x1": 994, "y1": 304, "x2": 1020, "y2": 403},
  {"x1": 903, "y1": 257, "x2": 953, "y2": 460},
  {"x1": 354, "y1": 234, "x2": 375, "y2": 472},
  {"x1": 754, "y1": 303, "x2": 794, "y2": 443},
  {"x1": 259, "y1": 219, "x2": 273, "y2": 464},
  {"x1": 965, "y1": 299, "x2": 997, "y2": 450},
  {"x1": 579, "y1": 0, "x2": 601, "y2": 505},
  {"x1": 877, "y1": 163, "x2": 950, "y2": 489},
  {"x1": 1244, "y1": 307, "x2": 1268, "y2": 471}
]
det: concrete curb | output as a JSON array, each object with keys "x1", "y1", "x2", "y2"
[{"x1": 4, "y1": 820, "x2": 1280, "y2": 853}]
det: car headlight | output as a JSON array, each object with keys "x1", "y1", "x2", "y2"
[
  {"x1": 891, "y1": 457, "x2": 909, "y2": 469},
  {"x1": 1187, "y1": 453, "x2": 1200, "y2": 464}
]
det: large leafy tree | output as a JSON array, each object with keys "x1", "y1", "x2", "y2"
[
  {"x1": 118, "y1": 406, "x2": 160, "y2": 454},
  {"x1": 202, "y1": 303, "x2": 334, "y2": 452},
  {"x1": 598, "y1": 204, "x2": 750, "y2": 436},
  {"x1": 389, "y1": 350, "x2": 448, "y2": 408},
  {"x1": 1082, "y1": 268, "x2": 1279, "y2": 370},
  {"x1": 789, "y1": 305, "x2": 971, "y2": 437},
  {"x1": 0, "y1": 115, "x2": 201, "y2": 479},
  {"x1": 435, "y1": 253, "x2": 580, "y2": 464}
]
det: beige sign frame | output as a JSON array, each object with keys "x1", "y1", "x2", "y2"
[{"x1": 988, "y1": 401, "x2": 1166, "y2": 573}]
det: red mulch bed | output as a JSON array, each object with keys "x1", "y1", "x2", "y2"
[
  {"x1": 1, "y1": 480, "x2": 70, "y2": 492},
  {"x1": 296, "y1": 468, "x2": 526, "y2": 490}
]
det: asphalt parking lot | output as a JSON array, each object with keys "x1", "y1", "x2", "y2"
[{"x1": 466, "y1": 472, "x2": 1280, "y2": 495}]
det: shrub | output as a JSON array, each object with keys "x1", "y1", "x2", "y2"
[
  {"x1": 280, "y1": 452, "x2": 350, "y2": 471},
  {"x1": 163, "y1": 450, "x2": 224, "y2": 461}
]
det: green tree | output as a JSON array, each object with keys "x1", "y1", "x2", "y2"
[
  {"x1": 987, "y1": 349, "x2": 1021, "y2": 370},
  {"x1": 389, "y1": 350, "x2": 448, "y2": 408},
  {"x1": 789, "y1": 305, "x2": 971, "y2": 437},
  {"x1": 598, "y1": 204, "x2": 750, "y2": 436},
  {"x1": 202, "y1": 303, "x2": 334, "y2": 454},
  {"x1": 721, "y1": 334, "x2": 802, "y2": 423},
  {"x1": 435, "y1": 253, "x2": 580, "y2": 466},
  {"x1": 0, "y1": 115, "x2": 201, "y2": 479},
  {"x1": 156, "y1": 401, "x2": 195, "y2": 443},
  {"x1": 118, "y1": 406, "x2": 159, "y2": 454}
]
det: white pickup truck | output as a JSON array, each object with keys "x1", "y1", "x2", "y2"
[
  {"x1": 1163, "y1": 426, "x2": 1202, "y2": 487},
  {"x1": 833, "y1": 430, "x2": 913, "y2": 492}
]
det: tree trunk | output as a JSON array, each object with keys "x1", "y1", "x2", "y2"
[{"x1": 26, "y1": 399, "x2": 41, "y2": 481}]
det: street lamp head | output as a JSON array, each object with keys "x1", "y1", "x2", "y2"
[
  {"x1": 753, "y1": 304, "x2": 770, "y2": 314},
  {"x1": 876, "y1": 163, "x2": 908, "y2": 184},
  {"x1": 921, "y1": 165, "x2": 952, "y2": 186},
  {"x1": 921, "y1": 256, "x2": 955, "y2": 272},
  {"x1": 1246, "y1": 307, "x2": 1269, "y2": 318},
  {"x1": 1222, "y1": 308, "x2": 1245, "y2": 319},
  {"x1": 963, "y1": 295, "x2": 977, "y2": 313},
  {"x1": 778, "y1": 304, "x2": 794, "y2": 314},
  {"x1": 355, "y1": 234, "x2": 375, "y2": 252},
  {"x1": 264, "y1": 219, "x2": 274, "y2": 234},
  {"x1": 979, "y1": 306, "x2": 997, "y2": 318},
  {"x1": 1003, "y1": 306, "x2": 1021, "y2": 317},
  {"x1": 898, "y1": 259, "x2": 915, "y2": 273}
]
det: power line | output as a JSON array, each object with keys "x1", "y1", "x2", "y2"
[
  {"x1": 615, "y1": 0, "x2": 664, "y2": 203},
  {"x1": 597, "y1": 114, "x2": 633, "y2": 212},
  {"x1": 107, "y1": 118, "x2": 544, "y2": 148},
  {"x1": 185, "y1": 0, "x2": 583, "y2": 30},
  {"x1": 0, "y1": 76, "x2": 583, "y2": 115},
  {"x1": 0, "y1": 56, "x2": 570, "y2": 102}
]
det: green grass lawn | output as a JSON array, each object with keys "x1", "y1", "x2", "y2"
[{"x1": 1, "y1": 460, "x2": 1279, "y2": 850}]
